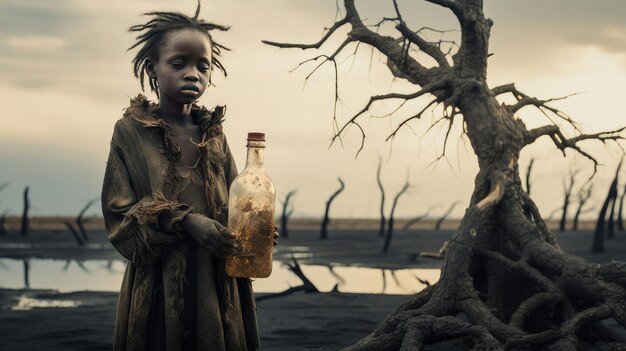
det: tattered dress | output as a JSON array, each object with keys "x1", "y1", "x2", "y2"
[{"x1": 101, "y1": 95, "x2": 260, "y2": 351}]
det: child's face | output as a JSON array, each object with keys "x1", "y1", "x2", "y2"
[{"x1": 148, "y1": 29, "x2": 213, "y2": 106}]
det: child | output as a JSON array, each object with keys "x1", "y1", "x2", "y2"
[{"x1": 101, "y1": 3, "x2": 262, "y2": 350}]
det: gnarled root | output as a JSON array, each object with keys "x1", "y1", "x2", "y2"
[{"x1": 340, "y1": 193, "x2": 626, "y2": 351}]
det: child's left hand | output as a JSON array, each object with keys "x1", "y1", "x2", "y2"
[{"x1": 273, "y1": 226, "x2": 279, "y2": 247}]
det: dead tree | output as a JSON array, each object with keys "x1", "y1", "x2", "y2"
[
  {"x1": 76, "y1": 198, "x2": 98, "y2": 242},
  {"x1": 280, "y1": 190, "x2": 297, "y2": 239},
  {"x1": 593, "y1": 162, "x2": 622, "y2": 252},
  {"x1": 524, "y1": 158, "x2": 534, "y2": 197},
  {"x1": 572, "y1": 183, "x2": 593, "y2": 231},
  {"x1": 402, "y1": 204, "x2": 440, "y2": 230},
  {"x1": 607, "y1": 183, "x2": 619, "y2": 239},
  {"x1": 0, "y1": 183, "x2": 7, "y2": 236},
  {"x1": 382, "y1": 179, "x2": 410, "y2": 253},
  {"x1": 65, "y1": 221, "x2": 85, "y2": 246},
  {"x1": 617, "y1": 185, "x2": 626, "y2": 232},
  {"x1": 0, "y1": 210, "x2": 8, "y2": 236},
  {"x1": 20, "y1": 187, "x2": 29, "y2": 236},
  {"x1": 266, "y1": 1, "x2": 626, "y2": 348},
  {"x1": 376, "y1": 158, "x2": 386, "y2": 237},
  {"x1": 320, "y1": 178, "x2": 345, "y2": 240},
  {"x1": 559, "y1": 170, "x2": 578, "y2": 232},
  {"x1": 434, "y1": 201, "x2": 460, "y2": 230}
]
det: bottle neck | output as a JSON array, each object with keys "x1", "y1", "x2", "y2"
[{"x1": 245, "y1": 140, "x2": 265, "y2": 168}]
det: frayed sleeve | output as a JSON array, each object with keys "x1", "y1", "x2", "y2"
[{"x1": 101, "y1": 133, "x2": 192, "y2": 263}]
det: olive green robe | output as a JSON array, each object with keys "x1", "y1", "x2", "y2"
[{"x1": 101, "y1": 95, "x2": 260, "y2": 351}]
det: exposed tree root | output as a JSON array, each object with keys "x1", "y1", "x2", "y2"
[{"x1": 341, "y1": 193, "x2": 626, "y2": 350}]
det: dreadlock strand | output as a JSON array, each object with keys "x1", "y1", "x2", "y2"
[{"x1": 193, "y1": 0, "x2": 201, "y2": 20}]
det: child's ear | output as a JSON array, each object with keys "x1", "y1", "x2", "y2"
[{"x1": 146, "y1": 59, "x2": 157, "y2": 79}]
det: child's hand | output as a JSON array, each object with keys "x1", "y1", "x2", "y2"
[
  {"x1": 183, "y1": 213, "x2": 240, "y2": 257},
  {"x1": 273, "y1": 226, "x2": 279, "y2": 247}
]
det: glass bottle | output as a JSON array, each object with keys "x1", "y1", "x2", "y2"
[{"x1": 226, "y1": 132, "x2": 276, "y2": 278}]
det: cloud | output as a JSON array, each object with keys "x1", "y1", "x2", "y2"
[
  {"x1": 0, "y1": 0, "x2": 624, "y2": 217},
  {"x1": 0, "y1": 1, "x2": 76, "y2": 35},
  {"x1": 4, "y1": 35, "x2": 67, "y2": 51}
]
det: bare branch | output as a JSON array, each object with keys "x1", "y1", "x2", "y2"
[
  {"x1": 491, "y1": 83, "x2": 516, "y2": 96},
  {"x1": 262, "y1": 17, "x2": 349, "y2": 49},
  {"x1": 395, "y1": 23, "x2": 450, "y2": 67},
  {"x1": 424, "y1": 0, "x2": 465, "y2": 20},
  {"x1": 385, "y1": 99, "x2": 439, "y2": 142},
  {"x1": 510, "y1": 93, "x2": 578, "y2": 113},
  {"x1": 524, "y1": 125, "x2": 625, "y2": 179},
  {"x1": 332, "y1": 79, "x2": 448, "y2": 151}
]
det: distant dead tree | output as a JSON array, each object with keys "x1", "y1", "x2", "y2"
[
  {"x1": 256, "y1": 256, "x2": 319, "y2": 301},
  {"x1": 402, "y1": 204, "x2": 440, "y2": 230},
  {"x1": 607, "y1": 181, "x2": 620, "y2": 239},
  {"x1": 572, "y1": 183, "x2": 593, "y2": 231},
  {"x1": 434, "y1": 201, "x2": 460, "y2": 230},
  {"x1": 559, "y1": 170, "x2": 578, "y2": 232},
  {"x1": 382, "y1": 178, "x2": 410, "y2": 253},
  {"x1": 280, "y1": 190, "x2": 297, "y2": 239},
  {"x1": 0, "y1": 210, "x2": 8, "y2": 236},
  {"x1": 65, "y1": 221, "x2": 85, "y2": 246},
  {"x1": 592, "y1": 161, "x2": 621, "y2": 252},
  {"x1": 20, "y1": 187, "x2": 29, "y2": 236},
  {"x1": 0, "y1": 183, "x2": 8, "y2": 236},
  {"x1": 76, "y1": 198, "x2": 98, "y2": 242},
  {"x1": 376, "y1": 158, "x2": 386, "y2": 237},
  {"x1": 618, "y1": 185, "x2": 626, "y2": 232},
  {"x1": 525, "y1": 158, "x2": 534, "y2": 197},
  {"x1": 320, "y1": 178, "x2": 345, "y2": 240}
]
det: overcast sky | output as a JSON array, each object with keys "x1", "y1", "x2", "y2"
[{"x1": 0, "y1": 0, "x2": 625, "y2": 220}]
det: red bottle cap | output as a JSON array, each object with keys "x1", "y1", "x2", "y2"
[{"x1": 247, "y1": 132, "x2": 266, "y2": 141}]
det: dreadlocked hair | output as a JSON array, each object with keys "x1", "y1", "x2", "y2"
[{"x1": 128, "y1": 1, "x2": 229, "y2": 95}]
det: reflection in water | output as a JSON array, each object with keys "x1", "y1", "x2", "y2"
[
  {"x1": 23, "y1": 259, "x2": 29, "y2": 288},
  {"x1": 0, "y1": 258, "x2": 440, "y2": 295}
]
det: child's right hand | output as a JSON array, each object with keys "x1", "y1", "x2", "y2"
[{"x1": 182, "y1": 213, "x2": 240, "y2": 257}]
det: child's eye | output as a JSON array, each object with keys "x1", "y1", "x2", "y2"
[
  {"x1": 170, "y1": 60, "x2": 185, "y2": 69},
  {"x1": 198, "y1": 62, "x2": 210, "y2": 72}
]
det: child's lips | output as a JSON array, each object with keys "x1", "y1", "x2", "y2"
[{"x1": 180, "y1": 84, "x2": 200, "y2": 94}]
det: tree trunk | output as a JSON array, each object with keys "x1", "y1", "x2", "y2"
[
  {"x1": 572, "y1": 184, "x2": 592, "y2": 231},
  {"x1": 76, "y1": 198, "x2": 97, "y2": 243},
  {"x1": 20, "y1": 187, "x2": 29, "y2": 236},
  {"x1": 559, "y1": 172, "x2": 576, "y2": 232},
  {"x1": 280, "y1": 190, "x2": 296, "y2": 239},
  {"x1": 0, "y1": 211, "x2": 7, "y2": 236},
  {"x1": 376, "y1": 159, "x2": 386, "y2": 237},
  {"x1": 608, "y1": 189, "x2": 618, "y2": 239},
  {"x1": 619, "y1": 186, "x2": 625, "y2": 232},
  {"x1": 382, "y1": 181, "x2": 409, "y2": 253},
  {"x1": 593, "y1": 166, "x2": 620, "y2": 251},
  {"x1": 320, "y1": 178, "x2": 345, "y2": 240}
]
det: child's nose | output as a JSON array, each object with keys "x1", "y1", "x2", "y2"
[{"x1": 183, "y1": 68, "x2": 200, "y2": 81}]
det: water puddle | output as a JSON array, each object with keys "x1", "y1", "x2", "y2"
[{"x1": 0, "y1": 258, "x2": 439, "y2": 295}]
